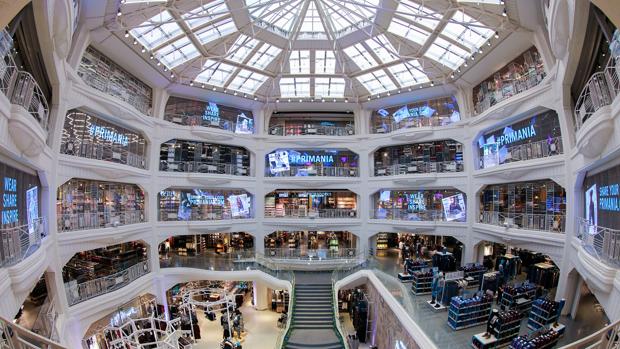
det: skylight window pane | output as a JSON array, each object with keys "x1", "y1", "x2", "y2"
[
  {"x1": 156, "y1": 36, "x2": 200, "y2": 69},
  {"x1": 343, "y1": 44, "x2": 378, "y2": 70},
  {"x1": 356, "y1": 70, "x2": 396, "y2": 94},
  {"x1": 396, "y1": 1, "x2": 441, "y2": 29},
  {"x1": 365, "y1": 35, "x2": 398, "y2": 64},
  {"x1": 183, "y1": 0, "x2": 228, "y2": 28},
  {"x1": 248, "y1": 44, "x2": 281, "y2": 69},
  {"x1": 424, "y1": 37, "x2": 469, "y2": 69},
  {"x1": 196, "y1": 18, "x2": 237, "y2": 44},
  {"x1": 289, "y1": 50, "x2": 311, "y2": 74},
  {"x1": 441, "y1": 11, "x2": 494, "y2": 51},
  {"x1": 130, "y1": 11, "x2": 182, "y2": 50},
  {"x1": 321, "y1": 0, "x2": 379, "y2": 34},
  {"x1": 195, "y1": 60, "x2": 236, "y2": 86},
  {"x1": 300, "y1": 1, "x2": 325, "y2": 34},
  {"x1": 228, "y1": 35, "x2": 259, "y2": 63},
  {"x1": 229, "y1": 69, "x2": 268, "y2": 93},
  {"x1": 279, "y1": 77, "x2": 310, "y2": 97},
  {"x1": 248, "y1": 0, "x2": 303, "y2": 35},
  {"x1": 388, "y1": 18, "x2": 431, "y2": 46},
  {"x1": 315, "y1": 51, "x2": 336, "y2": 74},
  {"x1": 315, "y1": 77, "x2": 345, "y2": 98},
  {"x1": 388, "y1": 60, "x2": 429, "y2": 87}
]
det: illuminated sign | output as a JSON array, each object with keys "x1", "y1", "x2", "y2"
[
  {"x1": 407, "y1": 192, "x2": 426, "y2": 211},
  {"x1": 599, "y1": 184, "x2": 620, "y2": 212},
  {"x1": 26, "y1": 186, "x2": 38, "y2": 234},
  {"x1": 495, "y1": 125, "x2": 537, "y2": 147},
  {"x1": 89, "y1": 125, "x2": 129, "y2": 146},
  {"x1": 289, "y1": 154, "x2": 334, "y2": 165},
  {"x1": 2, "y1": 177, "x2": 18, "y2": 225},
  {"x1": 202, "y1": 102, "x2": 220, "y2": 123}
]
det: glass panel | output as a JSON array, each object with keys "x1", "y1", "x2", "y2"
[
  {"x1": 130, "y1": 11, "x2": 182, "y2": 50},
  {"x1": 228, "y1": 35, "x2": 260, "y2": 63},
  {"x1": 388, "y1": 60, "x2": 429, "y2": 87},
  {"x1": 315, "y1": 77, "x2": 345, "y2": 97},
  {"x1": 195, "y1": 18, "x2": 237, "y2": 44},
  {"x1": 365, "y1": 34, "x2": 398, "y2": 64},
  {"x1": 182, "y1": 0, "x2": 229, "y2": 28},
  {"x1": 357, "y1": 70, "x2": 397, "y2": 94},
  {"x1": 229, "y1": 69, "x2": 268, "y2": 93},
  {"x1": 388, "y1": 18, "x2": 431, "y2": 46},
  {"x1": 248, "y1": 43, "x2": 282, "y2": 69},
  {"x1": 315, "y1": 50, "x2": 336, "y2": 74},
  {"x1": 195, "y1": 60, "x2": 236, "y2": 86},
  {"x1": 155, "y1": 36, "x2": 200, "y2": 69},
  {"x1": 441, "y1": 10, "x2": 494, "y2": 51},
  {"x1": 343, "y1": 44, "x2": 378, "y2": 70},
  {"x1": 289, "y1": 50, "x2": 311, "y2": 74},
  {"x1": 424, "y1": 37, "x2": 469, "y2": 70}
]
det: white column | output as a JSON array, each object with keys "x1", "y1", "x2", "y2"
[{"x1": 253, "y1": 281, "x2": 270, "y2": 311}]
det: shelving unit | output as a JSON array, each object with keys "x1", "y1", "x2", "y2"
[
  {"x1": 500, "y1": 285, "x2": 536, "y2": 313},
  {"x1": 460, "y1": 264, "x2": 488, "y2": 288},
  {"x1": 376, "y1": 233, "x2": 389, "y2": 250},
  {"x1": 448, "y1": 296, "x2": 492, "y2": 330},
  {"x1": 411, "y1": 270, "x2": 433, "y2": 295},
  {"x1": 508, "y1": 328, "x2": 560, "y2": 349},
  {"x1": 527, "y1": 300, "x2": 559, "y2": 330}
]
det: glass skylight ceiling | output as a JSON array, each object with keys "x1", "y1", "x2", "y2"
[{"x1": 120, "y1": 0, "x2": 506, "y2": 99}]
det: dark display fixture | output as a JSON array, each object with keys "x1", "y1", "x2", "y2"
[
  {"x1": 78, "y1": 46, "x2": 152, "y2": 115},
  {"x1": 160, "y1": 139, "x2": 250, "y2": 176},
  {"x1": 266, "y1": 149, "x2": 358, "y2": 177},
  {"x1": 477, "y1": 110, "x2": 562, "y2": 169},
  {"x1": 56, "y1": 179, "x2": 145, "y2": 232},
  {"x1": 0, "y1": 161, "x2": 41, "y2": 230},
  {"x1": 158, "y1": 188, "x2": 253, "y2": 221},
  {"x1": 374, "y1": 140, "x2": 463, "y2": 176},
  {"x1": 61, "y1": 109, "x2": 147, "y2": 169},
  {"x1": 268, "y1": 112, "x2": 354, "y2": 136},
  {"x1": 264, "y1": 190, "x2": 357, "y2": 218},
  {"x1": 374, "y1": 189, "x2": 466, "y2": 222},
  {"x1": 371, "y1": 96, "x2": 460, "y2": 134},
  {"x1": 164, "y1": 96, "x2": 254, "y2": 134},
  {"x1": 479, "y1": 180, "x2": 566, "y2": 232},
  {"x1": 473, "y1": 46, "x2": 546, "y2": 115}
]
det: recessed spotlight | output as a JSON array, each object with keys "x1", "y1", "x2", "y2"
[
  {"x1": 170, "y1": 73, "x2": 174, "y2": 78},
  {"x1": 276, "y1": 99, "x2": 280, "y2": 103},
  {"x1": 419, "y1": 85, "x2": 423, "y2": 89},
  {"x1": 464, "y1": 62, "x2": 468, "y2": 67},
  {"x1": 201, "y1": 84, "x2": 205, "y2": 88},
  {"x1": 345, "y1": 98, "x2": 349, "y2": 103},
  {"x1": 212, "y1": 86, "x2": 216, "y2": 91},
  {"x1": 408, "y1": 87, "x2": 412, "y2": 92},
  {"x1": 133, "y1": 39, "x2": 138, "y2": 45},
  {"x1": 234, "y1": 91, "x2": 238, "y2": 96},
  {"x1": 332, "y1": 99, "x2": 336, "y2": 102},
  {"x1": 163, "y1": 67, "x2": 168, "y2": 72},
  {"x1": 254, "y1": 97, "x2": 258, "y2": 101},
  {"x1": 124, "y1": 31, "x2": 129, "y2": 38},
  {"x1": 457, "y1": 68, "x2": 461, "y2": 73},
  {"x1": 430, "y1": 81, "x2": 434, "y2": 86},
  {"x1": 387, "y1": 92, "x2": 391, "y2": 96},
  {"x1": 244, "y1": 94, "x2": 247, "y2": 98},
  {"x1": 149, "y1": 55, "x2": 154, "y2": 60},
  {"x1": 288, "y1": 99, "x2": 291, "y2": 102},
  {"x1": 156, "y1": 61, "x2": 161, "y2": 66},
  {"x1": 494, "y1": 31, "x2": 499, "y2": 39},
  {"x1": 397, "y1": 90, "x2": 401, "y2": 94},
  {"x1": 367, "y1": 96, "x2": 371, "y2": 101},
  {"x1": 299, "y1": 99, "x2": 303, "y2": 102},
  {"x1": 502, "y1": 8, "x2": 507, "y2": 17},
  {"x1": 470, "y1": 55, "x2": 475, "y2": 60},
  {"x1": 322, "y1": 99, "x2": 325, "y2": 103},
  {"x1": 141, "y1": 47, "x2": 146, "y2": 53},
  {"x1": 487, "y1": 41, "x2": 491, "y2": 46},
  {"x1": 190, "y1": 81, "x2": 194, "y2": 86},
  {"x1": 117, "y1": 9, "x2": 122, "y2": 17},
  {"x1": 451, "y1": 73, "x2": 455, "y2": 78},
  {"x1": 478, "y1": 49, "x2": 483, "y2": 54}
]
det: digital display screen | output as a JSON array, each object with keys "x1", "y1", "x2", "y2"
[
  {"x1": 268, "y1": 150, "x2": 291, "y2": 174},
  {"x1": 441, "y1": 194, "x2": 466, "y2": 221},
  {"x1": 393, "y1": 106, "x2": 411, "y2": 123},
  {"x1": 228, "y1": 194, "x2": 251, "y2": 217},
  {"x1": 26, "y1": 186, "x2": 38, "y2": 234},
  {"x1": 235, "y1": 113, "x2": 254, "y2": 134},
  {"x1": 2, "y1": 177, "x2": 18, "y2": 225},
  {"x1": 482, "y1": 143, "x2": 499, "y2": 168},
  {"x1": 380, "y1": 190, "x2": 391, "y2": 202}
]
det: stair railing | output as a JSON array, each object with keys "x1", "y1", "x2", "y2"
[
  {"x1": 332, "y1": 271, "x2": 349, "y2": 349},
  {"x1": 277, "y1": 272, "x2": 296, "y2": 349}
]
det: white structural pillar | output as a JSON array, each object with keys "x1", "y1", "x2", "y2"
[{"x1": 253, "y1": 281, "x2": 270, "y2": 311}]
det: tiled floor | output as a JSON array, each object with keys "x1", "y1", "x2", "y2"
[{"x1": 192, "y1": 298, "x2": 283, "y2": 349}]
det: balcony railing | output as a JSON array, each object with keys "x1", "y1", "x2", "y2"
[
  {"x1": 160, "y1": 250, "x2": 255, "y2": 270},
  {"x1": 266, "y1": 165, "x2": 359, "y2": 177},
  {"x1": 474, "y1": 66, "x2": 546, "y2": 115},
  {"x1": 371, "y1": 113, "x2": 457, "y2": 134},
  {"x1": 0, "y1": 218, "x2": 45, "y2": 267},
  {"x1": 158, "y1": 208, "x2": 252, "y2": 221},
  {"x1": 165, "y1": 113, "x2": 253, "y2": 134},
  {"x1": 0, "y1": 315, "x2": 65, "y2": 349},
  {"x1": 577, "y1": 217, "x2": 620, "y2": 265},
  {"x1": 479, "y1": 211, "x2": 565, "y2": 232},
  {"x1": 372, "y1": 208, "x2": 449, "y2": 222},
  {"x1": 375, "y1": 160, "x2": 463, "y2": 176},
  {"x1": 57, "y1": 210, "x2": 145, "y2": 232},
  {"x1": 264, "y1": 207, "x2": 357, "y2": 219},
  {"x1": 264, "y1": 248, "x2": 360, "y2": 260},
  {"x1": 479, "y1": 136, "x2": 564, "y2": 170},
  {"x1": 268, "y1": 124, "x2": 354, "y2": 136},
  {"x1": 160, "y1": 160, "x2": 249, "y2": 176},
  {"x1": 64, "y1": 260, "x2": 150, "y2": 306},
  {"x1": 10, "y1": 71, "x2": 49, "y2": 130},
  {"x1": 103, "y1": 317, "x2": 192, "y2": 348},
  {"x1": 574, "y1": 58, "x2": 620, "y2": 131},
  {"x1": 61, "y1": 142, "x2": 147, "y2": 169},
  {"x1": 0, "y1": 46, "x2": 17, "y2": 100}
]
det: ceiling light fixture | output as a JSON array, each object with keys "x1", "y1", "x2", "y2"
[
  {"x1": 234, "y1": 92, "x2": 238, "y2": 96},
  {"x1": 156, "y1": 62, "x2": 161, "y2": 66},
  {"x1": 487, "y1": 41, "x2": 491, "y2": 46},
  {"x1": 141, "y1": 47, "x2": 146, "y2": 53},
  {"x1": 299, "y1": 99, "x2": 303, "y2": 102},
  {"x1": 133, "y1": 39, "x2": 137, "y2": 45},
  {"x1": 502, "y1": 8, "x2": 507, "y2": 17},
  {"x1": 287, "y1": 99, "x2": 291, "y2": 102},
  {"x1": 170, "y1": 73, "x2": 174, "y2": 78},
  {"x1": 451, "y1": 73, "x2": 455, "y2": 79},
  {"x1": 430, "y1": 81, "x2": 435, "y2": 86},
  {"x1": 117, "y1": 9, "x2": 122, "y2": 17},
  {"x1": 276, "y1": 99, "x2": 280, "y2": 103},
  {"x1": 408, "y1": 87, "x2": 412, "y2": 92},
  {"x1": 202, "y1": 84, "x2": 205, "y2": 88},
  {"x1": 332, "y1": 99, "x2": 336, "y2": 102},
  {"x1": 387, "y1": 92, "x2": 391, "y2": 96},
  {"x1": 190, "y1": 81, "x2": 194, "y2": 86},
  {"x1": 164, "y1": 67, "x2": 168, "y2": 72},
  {"x1": 124, "y1": 31, "x2": 129, "y2": 38},
  {"x1": 345, "y1": 98, "x2": 349, "y2": 103},
  {"x1": 212, "y1": 86, "x2": 216, "y2": 91},
  {"x1": 149, "y1": 55, "x2": 153, "y2": 60},
  {"x1": 244, "y1": 94, "x2": 247, "y2": 98},
  {"x1": 322, "y1": 99, "x2": 325, "y2": 103},
  {"x1": 254, "y1": 97, "x2": 258, "y2": 101},
  {"x1": 494, "y1": 31, "x2": 499, "y2": 39}
]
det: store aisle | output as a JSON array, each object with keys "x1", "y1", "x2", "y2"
[{"x1": 193, "y1": 299, "x2": 282, "y2": 349}]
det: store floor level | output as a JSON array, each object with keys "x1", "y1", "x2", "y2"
[{"x1": 193, "y1": 298, "x2": 282, "y2": 349}]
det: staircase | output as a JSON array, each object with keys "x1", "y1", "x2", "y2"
[{"x1": 285, "y1": 278, "x2": 344, "y2": 349}]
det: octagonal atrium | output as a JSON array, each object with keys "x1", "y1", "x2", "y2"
[{"x1": 0, "y1": 0, "x2": 619, "y2": 349}]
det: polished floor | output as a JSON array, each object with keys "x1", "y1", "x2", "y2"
[
  {"x1": 193, "y1": 298, "x2": 282, "y2": 349},
  {"x1": 368, "y1": 251, "x2": 609, "y2": 348}
]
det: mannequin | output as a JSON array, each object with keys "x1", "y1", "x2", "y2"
[
  {"x1": 430, "y1": 271, "x2": 444, "y2": 306},
  {"x1": 484, "y1": 309, "x2": 501, "y2": 338}
]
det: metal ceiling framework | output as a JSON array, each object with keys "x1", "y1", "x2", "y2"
[{"x1": 108, "y1": 0, "x2": 519, "y2": 102}]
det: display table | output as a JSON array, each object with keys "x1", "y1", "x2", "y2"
[
  {"x1": 398, "y1": 273, "x2": 414, "y2": 282},
  {"x1": 472, "y1": 333, "x2": 498, "y2": 349}
]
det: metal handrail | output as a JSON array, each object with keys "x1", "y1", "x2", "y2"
[
  {"x1": 0, "y1": 46, "x2": 17, "y2": 99},
  {"x1": 574, "y1": 58, "x2": 620, "y2": 131},
  {"x1": 60, "y1": 142, "x2": 147, "y2": 170},
  {"x1": 264, "y1": 248, "x2": 360, "y2": 260},
  {"x1": 103, "y1": 316, "x2": 191, "y2": 349},
  {"x1": 164, "y1": 113, "x2": 252, "y2": 134},
  {"x1": 57, "y1": 210, "x2": 145, "y2": 232},
  {"x1": 478, "y1": 136, "x2": 564, "y2": 169},
  {"x1": 557, "y1": 318, "x2": 620, "y2": 349},
  {"x1": 0, "y1": 218, "x2": 46, "y2": 267},
  {"x1": 269, "y1": 124, "x2": 355, "y2": 136},
  {"x1": 0, "y1": 315, "x2": 65, "y2": 349},
  {"x1": 64, "y1": 260, "x2": 150, "y2": 306},
  {"x1": 160, "y1": 160, "x2": 249, "y2": 176},
  {"x1": 474, "y1": 65, "x2": 547, "y2": 115},
  {"x1": 479, "y1": 211, "x2": 565, "y2": 232},
  {"x1": 375, "y1": 160, "x2": 463, "y2": 176},
  {"x1": 158, "y1": 208, "x2": 253, "y2": 221},
  {"x1": 372, "y1": 208, "x2": 449, "y2": 222},
  {"x1": 10, "y1": 71, "x2": 49, "y2": 130},
  {"x1": 577, "y1": 217, "x2": 620, "y2": 265},
  {"x1": 264, "y1": 207, "x2": 357, "y2": 219},
  {"x1": 266, "y1": 165, "x2": 359, "y2": 177},
  {"x1": 371, "y1": 112, "x2": 457, "y2": 134},
  {"x1": 276, "y1": 273, "x2": 295, "y2": 349}
]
